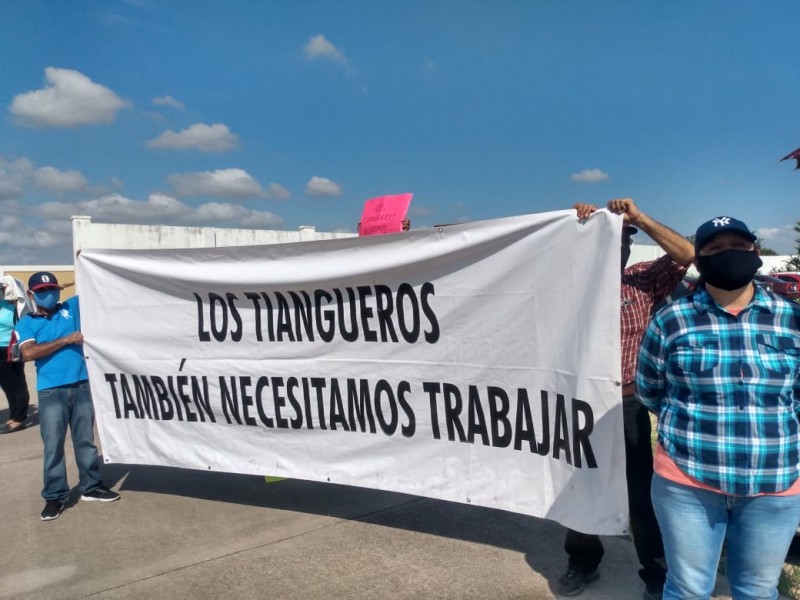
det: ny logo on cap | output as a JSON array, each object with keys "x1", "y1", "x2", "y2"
[{"x1": 712, "y1": 217, "x2": 731, "y2": 227}]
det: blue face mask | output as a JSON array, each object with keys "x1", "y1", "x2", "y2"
[{"x1": 33, "y1": 289, "x2": 60, "y2": 310}]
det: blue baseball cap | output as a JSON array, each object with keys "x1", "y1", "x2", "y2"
[
  {"x1": 694, "y1": 216, "x2": 756, "y2": 251},
  {"x1": 28, "y1": 271, "x2": 61, "y2": 291}
]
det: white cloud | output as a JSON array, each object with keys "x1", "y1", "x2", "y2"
[
  {"x1": 31, "y1": 193, "x2": 283, "y2": 228},
  {"x1": 0, "y1": 157, "x2": 93, "y2": 198},
  {"x1": 147, "y1": 123, "x2": 239, "y2": 152},
  {"x1": 305, "y1": 176, "x2": 342, "y2": 197},
  {"x1": 152, "y1": 95, "x2": 184, "y2": 109},
  {"x1": 756, "y1": 227, "x2": 781, "y2": 240},
  {"x1": 0, "y1": 179, "x2": 23, "y2": 200},
  {"x1": 144, "y1": 192, "x2": 189, "y2": 216},
  {"x1": 0, "y1": 192, "x2": 285, "y2": 263},
  {"x1": 167, "y1": 168, "x2": 267, "y2": 198},
  {"x1": 0, "y1": 227, "x2": 61, "y2": 250},
  {"x1": 35, "y1": 195, "x2": 132, "y2": 221},
  {"x1": 304, "y1": 35, "x2": 346, "y2": 64},
  {"x1": 755, "y1": 225, "x2": 797, "y2": 255},
  {"x1": 570, "y1": 168, "x2": 610, "y2": 183},
  {"x1": 9, "y1": 67, "x2": 128, "y2": 128},
  {"x1": 267, "y1": 182, "x2": 290, "y2": 200},
  {"x1": 34, "y1": 166, "x2": 88, "y2": 193},
  {"x1": 0, "y1": 200, "x2": 72, "y2": 258},
  {"x1": 193, "y1": 202, "x2": 282, "y2": 227},
  {"x1": 6, "y1": 157, "x2": 35, "y2": 171},
  {"x1": 35, "y1": 193, "x2": 187, "y2": 223},
  {"x1": 240, "y1": 211, "x2": 282, "y2": 228},
  {"x1": 0, "y1": 157, "x2": 34, "y2": 199},
  {"x1": 0, "y1": 215, "x2": 26, "y2": 231}
]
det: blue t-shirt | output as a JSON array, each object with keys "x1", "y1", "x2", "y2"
[
  {"x1": 15, "y1": 296, "x2": 87, "y2": 391},
  {"x1": 0, "y1": 300, "x2": 15, "y2": 346}
]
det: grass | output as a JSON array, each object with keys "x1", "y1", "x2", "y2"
[{"x1": 780, "y1": 564, "x2": 800, "y2": 598}]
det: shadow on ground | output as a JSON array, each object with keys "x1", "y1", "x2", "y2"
[{"x1": 102, "y1": 461, "x2": 568, "y2": 594}]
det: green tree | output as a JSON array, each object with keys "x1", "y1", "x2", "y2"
[{"x1": 755, "y1": 239, "x2": 778, "y2": 256}]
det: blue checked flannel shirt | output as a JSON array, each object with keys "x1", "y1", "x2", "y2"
[{"x1": 637, "y1": 284, "x2": 800, "y2": 496}]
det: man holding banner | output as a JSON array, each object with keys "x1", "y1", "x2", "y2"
[
  {"x1": 16, "y1": 272, "x2": 120, "y2": 521},
  {"x1": 558, "y1": 199, "x2": 694, "y2": 599}
]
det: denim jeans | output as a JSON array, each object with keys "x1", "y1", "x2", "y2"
[
  {"x1": 652, "y1": 474, "x2": 800, "y2": 600},
  {"x1": 565, "y1": 394, "x2": 666, "y2": 587},
  {"x1": 38, "y1": 381, "x2": 104, "y2": 501}
]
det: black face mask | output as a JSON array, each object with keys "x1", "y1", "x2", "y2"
[
  {"x1": 695, "y1": 249, "x2": 762, "y2": 291},
  {"x1": 621, "y1": 245, "x2": 631, "y2": 271}
]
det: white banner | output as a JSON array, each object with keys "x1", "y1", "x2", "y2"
[{"x1": 77, "y1": 210, "x2": 627, "y2": 534}]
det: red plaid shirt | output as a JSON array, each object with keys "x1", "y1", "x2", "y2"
[{"x1": 620, "y1": 255, "x2": 686, "y2": 385}]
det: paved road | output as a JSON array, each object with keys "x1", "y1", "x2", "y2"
[{"x1": 0, "y1": 364, "x2": 741, "y2": 599}]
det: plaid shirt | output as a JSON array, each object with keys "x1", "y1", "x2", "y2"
[
  {"x1": 620, "y1": 255, "x2": 687, "y2": 385},
  {"x1": 637, "y1": 285, "x2": 800, "y2": 495}
]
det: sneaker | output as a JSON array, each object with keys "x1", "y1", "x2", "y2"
[
  {"x1": 556, "y1": 566, "x2": 600, "y2": 596},
  {"x1": 41, "y1": 500, "x2": 64, "y2": 521},
  {"x1": 81, "y1": 487, "x2": 120, "y2": 502},
  {"x1": 643, "y1": 585, "x2": 664, "y2": 600}
]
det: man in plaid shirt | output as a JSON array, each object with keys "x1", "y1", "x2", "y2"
[
  {"x1": 558, "y1": 199, "x2": 694, "y2": 599},
  {"x1": 637, "y1": 216, "x2": 800, "y2": 599}
]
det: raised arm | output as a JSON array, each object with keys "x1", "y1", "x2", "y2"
[{"x1": 608, "y1": 198, "x2": 694, "y2": 266}]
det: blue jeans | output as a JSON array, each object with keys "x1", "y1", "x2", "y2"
[
  {"x1": 38, "y1": 381, "x2": 104, "y2": 501},
  {"x1": 652, "y1": 474, "x2": 800, "y2": 600}
]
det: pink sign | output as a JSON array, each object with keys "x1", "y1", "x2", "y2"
[{"x1": 358, "y1": 193, "x2": 413, "y2": 237}]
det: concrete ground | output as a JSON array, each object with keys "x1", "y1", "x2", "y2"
[{"x1": 0, "y1": 364, "x2": 744, "y2": 600}]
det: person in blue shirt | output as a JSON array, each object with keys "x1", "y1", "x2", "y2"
[
  {"x1": 16, "y1": 271, "x2": 120, "y2": 521},
  {"x1": 637, "y1": 216, "x2": 800, "y2": 599},
  {"x1": 0, "y1": 276, "x2": 30, "y2": 434}
]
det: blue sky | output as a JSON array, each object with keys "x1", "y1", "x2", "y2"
[{"x1": 2, "y1": 1, "x2": 799, "y2": 265}]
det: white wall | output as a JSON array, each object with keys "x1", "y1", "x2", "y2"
[
  {"x1": 629, "y1": 244, "x2": 667, "y2": 265},
  {"x1": 758, "y1": 255, "x2": 797, "y2": 274},
  {"x1": 71, "y1": 216, "x2": 356, "y2": 257}
]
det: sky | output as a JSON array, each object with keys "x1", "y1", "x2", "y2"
[{"x1": 2, "y1": 0, "x2": 800, "y2": 265}]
